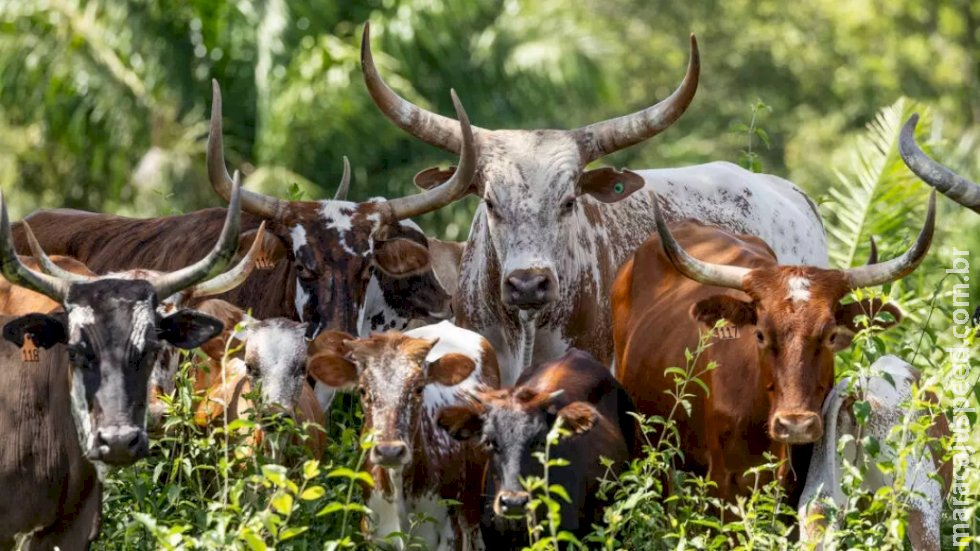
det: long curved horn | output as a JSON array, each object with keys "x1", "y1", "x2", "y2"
[
  {"x1": 651, "y1": 189, "x2": 749, "y2": 290},
  {"x1": 845, "y1": 191, "x2": 936, "y2": 289},
  {"x1": 208, "y1": 80, "x2": 291, "y2": 219},
  {"x1": 384, "y1": 90, "x2": 477, "y2": 221},
  {"x1": 361, "y1": 22, "x2": 480, "y2": 153},
  {"x1": 899, "y1": 113, "x2": 980, "y2": 214},
  {"x1": 0, "y1": 192, "x2": 71, "y2": 301},
  {"x1": 574, "y1": 34, "x2": 700, "y2": 162},
  {"x1": 185, "y1": 221, "x2": 267, "y2": 299},
  {"x1": 334, "y1": 156, "x2": 351, "y2": 200},
  {"x1": 22, "y1": 222, "x2": 95, "y2": 283},
  {"x1": 149, "y1": 171, "x2": 244, "y2": 299}
]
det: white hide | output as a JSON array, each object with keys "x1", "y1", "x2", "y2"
[{"x1": 798, "y1": 355, "x2": 944, "y2": 549}]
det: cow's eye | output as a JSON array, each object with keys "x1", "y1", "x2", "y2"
[
  {"x1": 358, "y1": 387, "x2": 369, "y2": 402},
  {"x1": 560, "y1": 196, "x2": 576, "y2": 214},
  {"x1": 826, "y1": 331, "x2": 837, "y2": 345},
  {"x1": 414, "y1": 384, "x2": 425, "y2": 396},
  {"x1": 755, "y1": 330, "x2": 766, "y2": 345},
  {"x1": 245, "y1": 361, "x2": 259, "y2": 377}
]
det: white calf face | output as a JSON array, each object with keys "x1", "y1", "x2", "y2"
[{"x1": 244, "y1": 318, "x2": 309, "y2": 411}]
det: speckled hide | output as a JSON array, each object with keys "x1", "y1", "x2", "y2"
[{"x1": 799, "y1": 355, "x2": 950, "y2": 551}]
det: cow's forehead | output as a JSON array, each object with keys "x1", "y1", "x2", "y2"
[
  {"x1": 286, "y1": 199, "x2": 385, "y2": 257},
  {"x1": 246, "y1": 318, "x2": 307, "y2": 366},
  {"x1": 748, "y1": 267, "x2": 850, "y2": 323},
  {"x1": 480, "y1": 130, "x2": 584, "y2": 199}
]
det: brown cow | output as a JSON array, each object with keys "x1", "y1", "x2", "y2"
[
  {"x1": 611, "y1": 191, "x2": 936, "y2": 501},
  {"x1": 307, "y1": 322, "x2": 499, "y2": 550},
  {"x1": 436, "y1": 348, "x2": 636, "y2": 547},
  {"x1": 191, "y1": 299, "x2": 327, "y2": 459}
]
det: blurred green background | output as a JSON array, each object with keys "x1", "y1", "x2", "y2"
[{"x1": 0, "y1": 0, "x2": 977, "y2": 242}]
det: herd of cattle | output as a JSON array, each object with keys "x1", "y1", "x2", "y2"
[{"x1": 0, "y1": 22, "x2": 972, "y2": 551}]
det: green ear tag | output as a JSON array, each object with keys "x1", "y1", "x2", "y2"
[{"x1": 614, "y1": 182, "x2": 625, "y2": 194}]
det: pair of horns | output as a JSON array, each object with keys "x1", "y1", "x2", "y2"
[
  {"x1": 207, "y1": 80, "x2": 476, "y2": 221},
  {"x1": 651, "y1": 190, "x2": 936, "y2": 291},
  {"x1": 900, "y1": 113, "x2": 980, "y2": 214},
  {"x1": 0, "y1": 175, "x2": 245, "y2": 302},
  {"x1": 361, "y1": 22, "x2": 700, "y2": 163}
]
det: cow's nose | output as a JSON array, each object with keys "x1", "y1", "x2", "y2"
[
  {"x1": 771, "y1": 412, "x2": 823, "y2": 443},
  {"x1": 90, "y1": 425, "x2": 148, "y2": 465},
  {"x1": 503, "y1": 269, "x2": 558, "y2": 309},
  {"x1": 372, "y1": 441, "x2": 409, "y2": 467},
  {"x1": 496, "y1": 491, "x2": 530, "y2": 517}
]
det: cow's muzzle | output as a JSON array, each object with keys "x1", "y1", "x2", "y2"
[
  {"x1": 371, "y1": 440, "x2": 410, "y2": 468},
  {"x1": 494, "y1": 490, "x2": 530, "y2": 518},
  {"x1": 89, "y1": 424, "x2": 149, "y2": 465},
  {"x1": 503, "y1": 268, "x2": 558, "y2": 309},
  {"x1": 770, "y1": 411, "x2": 823, "y2": 444}
]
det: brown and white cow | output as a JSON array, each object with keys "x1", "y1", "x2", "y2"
[
  {"x1": 799, "y1": 355, "x2": 951, "y2": 551},
  {"x1": 13, "y1": 82, "x2": 477, "y2": 344},
  {"x1": 436, "y1": 348, "x2": 636, "y2": 547},
  {"x1": 308, "y1": 322, "x2": 499, "y2": 550},
  {"x1": 361, "y1": 22, "x2": 829, "y2": 382},
  {"x1": 610, "y1": 191, "x2": 935, "y2": 501},
  {"x1": 0, "y1": 179, "x2": 244, "y2": 547},
  {"x1": 191, "y1": 299, "x2": 327, "y2": 460}
]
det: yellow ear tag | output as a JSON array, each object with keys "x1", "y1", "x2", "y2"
[{"x1": 21, "y1": 335, "x2": 39, "y2": 363}]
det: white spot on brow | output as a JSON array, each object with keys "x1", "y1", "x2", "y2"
[
  {"x1": 66, "y1": 305, "x2": 95, "y2": 341},
  {"x1": 129, "y1": 300, "x2": 155, "y2": 352},
  {"x1": 319, "y1": 201, "x2": 358, "y2": 256},
  {"x1": 786, "y1": 276, "x2": 812, "y2": 303},
  {"x1": 289, "y1": 224, "x2": 308, "y2": 255}
]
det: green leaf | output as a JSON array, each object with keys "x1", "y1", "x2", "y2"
[
  {"x1": 852, "y1": 400, "x2": 871, "y2": 426},
  {"x1": 279, "y1": 526, "x2": 309, "y2": 541},
  {"x1": 302, "y1": 460, "x2": 321, "y2": 480},
  {"x1": 240, "y1": 531, "x2": 268, "y2": 551},
  {"x1": 300, "y1": 486, "x2": 326, "y2": 501},
  {"x1": 261, "y1": 465, "x2": 288, "y2": 487},
  {"x1": 271, "y1": 492, "x2": 294, "y2": 515}
]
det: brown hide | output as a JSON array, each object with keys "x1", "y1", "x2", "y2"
[
  {"x1": 612, "y1": 221, "x2": 792, "y2": 501},
  {"x1": 0, "y1": 316, "x2": 100, "y2": 549}
]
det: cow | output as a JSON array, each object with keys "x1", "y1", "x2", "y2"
[
  {"x1": 13, "y1": 82, "x2": 478, "y2": 344},
  {"x1": 436, "y1": 348, "x2": 636, "y2": 547},
  {"x1": 307, "y1": 321, "x2": 499, "y2": 550},
  {"x1": 0, "y1": 178, "x2": 244, "y2": 548},
  {"x1": 610, "y1": 190, "x2": 935, "y2": 502},
  {"x1": 191, "y1": 299, "x2": 327, "y2": 460},
  {"x1": 12, "y1": 221, "x2": 271, "y2": 431},
  {"x1": 360, "y1": 22, "x2": 829, "y2": 383},
  {"x1": 900, "y1": 113, "x2": 980, "y2": 214},
  {"x1": 799, "y1": 355, "x2": 951, "y2": 551}
]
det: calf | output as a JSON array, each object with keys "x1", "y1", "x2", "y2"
[
  {"x1": 611, "y1": 191, "x2": 935, "y2": 501},
  {"x1": 436, "y1": 348, "x2": 636, "y2": 546},
  {"x1": 192, "y1": 299, "x2": 327, "y2": 459},
  {"x1": 308, "y1": 321, "x2": 499, "y2": 550},
  {"x1": 799, "y1": 355, "x2": 950, "y2": 551},
  {"x1": 0, "y1": 178, "x2": 243, "y2": 547}
]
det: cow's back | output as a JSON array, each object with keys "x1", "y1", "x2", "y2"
[
  {"x1": 612, "y1": 220, "x2": 776, "y2": 474},
  {"x1": 13, "y1": 209, "x2": 295, "y2": 320},
  {"x1": 0, "y1": 317, "x2": 99, "y2": 546}
]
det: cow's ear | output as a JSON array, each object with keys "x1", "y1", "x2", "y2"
[
  {"x1": 429, "y1": 353, "x2": 477, "y2": 386},
  {"x1": 414, "y1": 166, "x2": 479, "y2": 196},
  {"x1": 579, "y1": 167, "x2": 645, "y2": 203},
  {"x1": 238, "y1": 228, "x2": 287, "y2": 269},
  {"x1": 436, "y1": 405, "x2": 483, "y2": 441},
  {"x1": 690, "y1": 295, "x2": 757, "y2": 328},
  {"x1": 834, "y1": 299, "x2": 902, "y2": 350},
  {"x1": 159, "y1": 310, "x2": 224, "y2": 349},
  {"x1": 3, "y1": 313, "x2": 68, "y2": 349},
  {"x1": 308, "y1": 351, "x2": 358, "y2": 390},
  {"x1": 556, "y1": 401, "x2": 599, "y2": 434},
  {"x1": 373, "y1": 237, "x2": 432, "y2": 277}
]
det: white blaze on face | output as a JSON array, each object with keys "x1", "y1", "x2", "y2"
[
  {"x1": 66, "y1": 304, "x2": 95, "y2": 342},
  {"x1": 786, "y1": 276, "x2": 812, "y2": 303},
  {"x1": 357, "y1": 274, "x2": 402, "y2": 336},
  {"x1": 319, "y1": 200, "x2": 358, "y2": 255}
]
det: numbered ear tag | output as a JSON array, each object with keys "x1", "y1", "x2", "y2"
[
  {"x1": 716, "y1": 325, "x2": 740, "y2": 340},
  {"x1": 21, "y1": 335, "x2": 40, "y2": 363},
  {"x1": 614, "y1": 182, "x2": 625, "y2": 194}
]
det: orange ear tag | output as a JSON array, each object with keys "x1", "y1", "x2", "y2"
[{"x1": 21, "y1": 335, "x2": 40, "y2": 363}]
